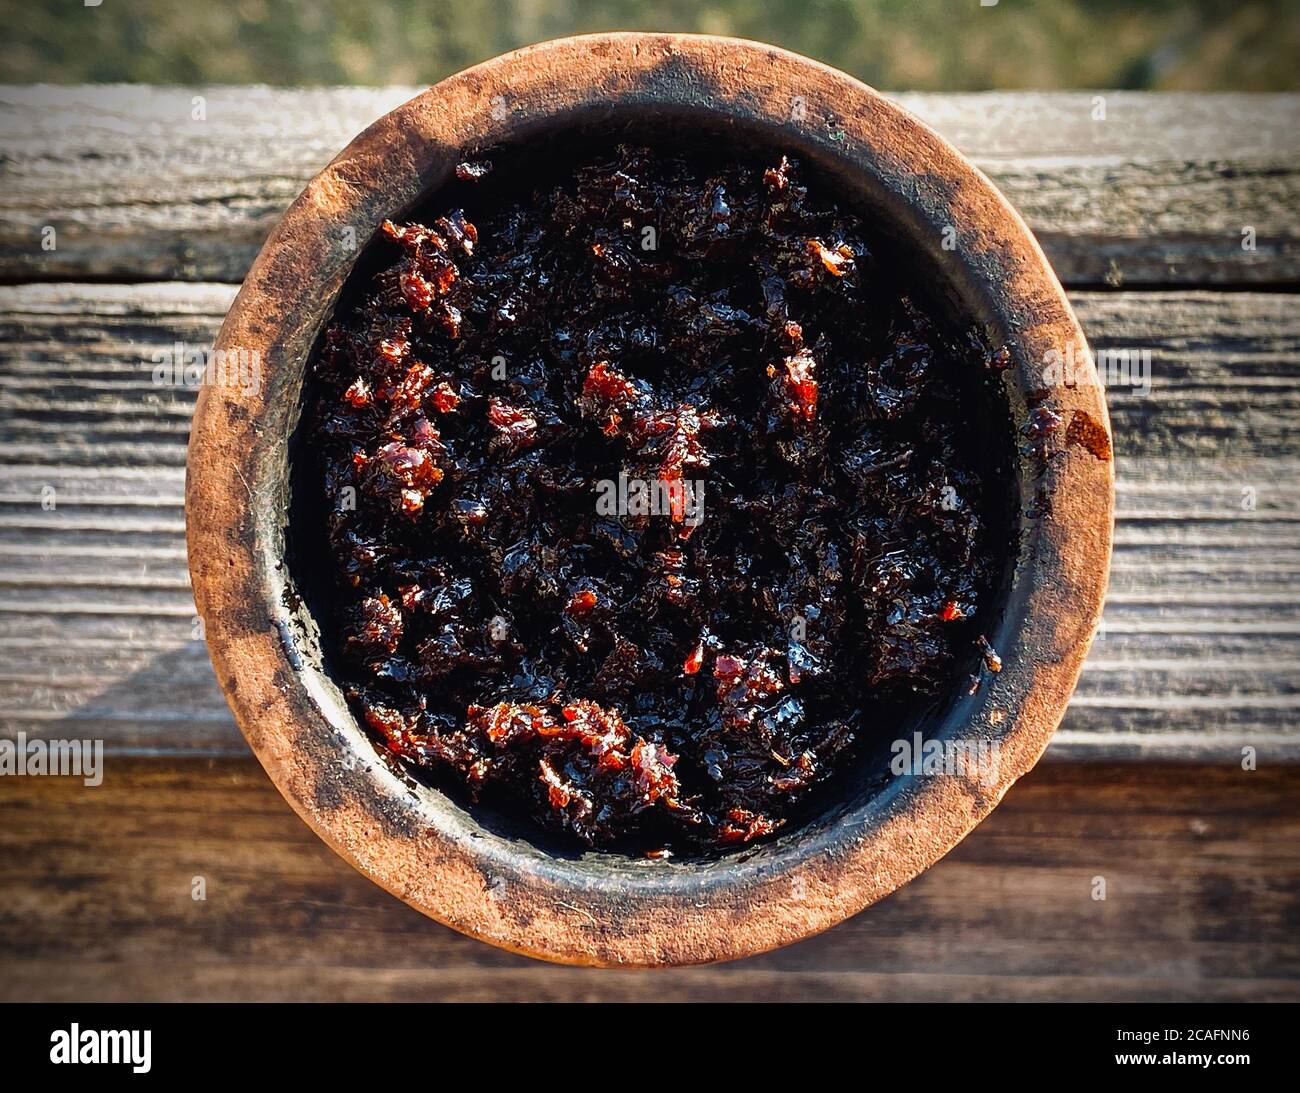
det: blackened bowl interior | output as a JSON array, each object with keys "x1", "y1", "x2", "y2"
[{"x1": 276, "y1": 106, "x2": 1028, "y2": 869}]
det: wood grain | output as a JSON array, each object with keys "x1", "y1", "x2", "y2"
[
  {"x1": 0, "y1": 758, "x2": 1294, "y2": 1001},
  {"x1": 0, "y1": 84, "x2": 1295, "y2": 997},
  {"x1": 1, "y1": 282, "x2": 1297, "y2": 760},
  {"x1": 1, "y1": 87, "x2": 1296, "y2": 285}
]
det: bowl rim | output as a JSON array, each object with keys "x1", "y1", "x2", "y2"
[{"x1": 186, "y1": 31, "x2": 1114, "y2": 967}]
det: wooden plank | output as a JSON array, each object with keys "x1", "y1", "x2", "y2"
[
  {"x1": 1, "y1": 283, "x2": 1297, "y2": 759},
  {"x1": 0, "y1": 758, "x2": 1294, "y2": 1001},
  {"x1": 1, "y1": 87, "x2": 1296, "y2": 285}
]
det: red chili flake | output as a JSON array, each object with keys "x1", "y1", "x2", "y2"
[
  {"x1": 630, "y1": 739, "x2": 681, "y2": 805},
  {"x1": 470, "y1": 701, "x2": 554, "y2": 746},
  {"x1": 941, "y1": 600, "x2": 963, "y2": 622},
  {"x1": 487, "y1": 399, "x2": 538, "y2": 450},
  {"x1": 806, "y1": 237, "x2": 854, "y2": 277},
  {"x1": 346, "y1": 593, "x2": 403, "y2": 656},
  {"x1": 383, "y1": 362, "x2": 433, "y2": 408},
  {"x1": 566, "y1": 589, "x2": 599, "y2": 616},
  {"x1": 430, "y1": 381, "x2": 460, "y2": 412},
  {"x1": 763, "y1": 156, "x2": 791, "y2": 191},
  {"x1": 580, "y1": 360, "x2": 641, "y2": 435},
  {"x1": 377, "y1": 335, "x2": 405, "y2": 363},
  {"x1": 717, "y1": 807, "x2": 779, "y2": 844},
  {"x1": 363, "y1": 703, "x2": 408, "y2": 747},
  {"x1": 539, "y1": 759, "x2": 572, "y2": 808},
  {"x1": 370, "y1": 440, "x2": 443, "y2": 516},
  {"x1": 409, "y1": 415, "x2": 440, "y2": 448},
  {"x1": 381, "y1": 219, "x2": 439, "y2": 248},
  {"x1": 582, "y1": 360, "x2": 640, "y2": 406},
  {"x1": 783, "y1": 348, "x2": 818, "y2": 420},
  {"x1": 342, "y1": 377, "x2": 371, "y2": 407},
  {"x1": 377, "y1": 334, "x2": 409, "y2": 363},
  {"x1": 683, "y1": 641, "x2": 705, "y2": 675},
  {"x1": 429, "y1": 260, "x2": 459, "y2": 296},
  {"x1": 713, "y1": 654, "x2": 745, "y2": 680},
  {"x1": 399, "y1": 270, "x2": 435, "y2": 311}
]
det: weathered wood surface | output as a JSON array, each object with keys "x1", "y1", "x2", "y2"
[
  {"x1": 1, "y1": 87, "x2": 1297, "y2": 286},
  {"x1": 1, "y1": 283, "x2": 1296, "y2": 760},
  {"x1": 0, "y1": 86, "x2": 1295, "y2": 999},
  {"x1": 1, "y1": 758, "x2": 1294, "y2": 1001}
]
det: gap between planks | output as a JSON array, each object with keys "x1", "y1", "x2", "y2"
[{"x1": 0, "y1": 89, "x2": 1296, "y2": 286}]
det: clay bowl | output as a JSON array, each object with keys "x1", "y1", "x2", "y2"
[{"x1": 186, "y1": 32, "x2": 1113, "y2": 966}]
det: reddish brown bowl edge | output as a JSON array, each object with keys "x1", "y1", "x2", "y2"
[{"x1": 185, "y1": 32, "x2": 1114, "y2": 967}]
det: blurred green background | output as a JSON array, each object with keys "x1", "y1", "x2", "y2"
[{"x1": 2, "y1": 0, "x2": 1296, "y2": 89}]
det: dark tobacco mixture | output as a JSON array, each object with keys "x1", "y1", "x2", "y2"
[{"x1": 302, "y1": 143, "x2": 1006, "y2": 855}]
